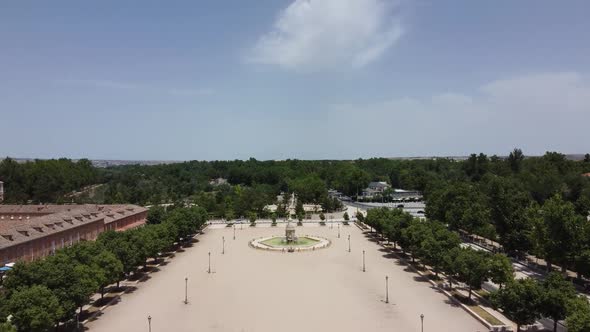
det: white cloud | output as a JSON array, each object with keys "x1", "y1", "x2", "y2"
[
  {"x1": 246, "y1": 0, "x2": 403, "y2": 70},
  {"x1": 322, "y1": 72, "x2": 590, "y2": 156}
]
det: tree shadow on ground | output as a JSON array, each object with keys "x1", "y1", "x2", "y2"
[
  {"x1": 413, "y1": 275, "x2": 429, "y2": 282},
  {"x1": 382, "y1": 252, "x2": 398, "y2": 260},
  {"x1": 92, "y1": 295, "x2": 120, "y2": 308},
  {"x1": 127, "y1": 272, "x2": 145, "y2": 282},
  {"x1": 143, "y1": 266, "x2": 160, "y2": 274}
]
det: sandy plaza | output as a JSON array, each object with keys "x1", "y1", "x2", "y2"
[{"x1": 85, "y1": 223, "x2": 486, "y2": 332}]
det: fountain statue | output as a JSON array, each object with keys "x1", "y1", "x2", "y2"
[{"x1": 285, "y1": 220, "x2": 297, "y2": 243}]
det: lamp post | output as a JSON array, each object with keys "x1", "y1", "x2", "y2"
[
  {"x1": 184, "y1": 277, "x2": 188, "y2": 304},
  {"x1": 208, "y1": 252, "x2": 211, "y2": 274},
  {"x1": 148, "y1": 315, "x2": 152, "y2": 332},
  {"x1": 362, "y1": 250, "x2": 365, "y2": 272},
  {"x1": 420, "y1": 313, "x2": 424, "y2": 332},
  {"x1": 222, "y1": 236, "x2": 225, "y2": 254},
  {"x1": 385, "y1": 276, "x2": 389, "y2": 304},
  {"x1": 348, "y1": 234, "x2": 351, "y2": 252}
]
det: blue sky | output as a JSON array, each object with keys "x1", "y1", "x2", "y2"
[{"x1": 1, "y1": 0, "x2": 589, "y2": 160}]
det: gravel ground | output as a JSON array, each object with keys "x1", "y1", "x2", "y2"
[{"x1": 86, "y1": 225, "x2": 486, "y2": 332}]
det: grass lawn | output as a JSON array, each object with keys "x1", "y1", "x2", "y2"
[{"x1": 451, "y1": 291, "x2": 504, "y2": 326}]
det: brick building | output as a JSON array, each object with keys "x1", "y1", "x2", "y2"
[{"x1": 0, "y1": 204, "x2": 147, "y2": 265}]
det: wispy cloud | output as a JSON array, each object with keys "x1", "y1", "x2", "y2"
[
  {"x1": 246, "y1": 0, "x2": 404, "y2": 71},
  {"x1": 325, "y1": 72, "x2": 590, "y2": 155},
  {"x1": 55, "y1": 79, "x2": 214, "y2": 97}
]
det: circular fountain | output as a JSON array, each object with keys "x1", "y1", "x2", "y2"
[{"x1": 249, "y1": 220, "x2": 331, "y2": 252}]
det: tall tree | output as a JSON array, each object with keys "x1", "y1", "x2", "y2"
[
  {"x1": 566, "y1": 296, "x2": 590, "y2": 332},
  {"x1": 456, "y1": 248, "x2": 490, "y2": 299},
  {"x1": 533, "y1": 195, "x2": 585, "y2": 272},
  {"x1": 491, "y1": 278, "x2": 542, "y2": 332},
  {"x1": 508, "y1": 148, "x2": 525, "y2": 173},
  {"x1": 7, "y1": 285, "x2": 63, "y2": 332},
  {"x1": 539, "y1": 272, "x2": 577, "y2": 332}
]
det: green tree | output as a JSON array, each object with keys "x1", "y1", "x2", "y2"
[
  {"x1": 491, "y1": 278, "x2": 542, "y2": 332},
  {"x1": 539, "y1": 272, "x2": 577, "y2": 332},
  {"x1": 7, "y1": 285, "x2": 63, "y2": 332},
  {"x1": 488, "y1": 254, "x2": 514, "y2": 288},
  {"x1": 508, "y1": 148, "x2": 524, "y2": 173},
  {"x1": 533, "y1": 195, "x2": 586, "y2": 272},
  {"x1": 97, "y1": 231, "x2": 140, "y2": 283},
  {"x1": 420, "y1": 221, "x2": 461, "y2": 276},
  {"x1": 442, "y1": 247, "x2": 462, "y2": 289},
  {"x1": 566, "y1": 296, "x2": 590, "y2": 332},
  {"x1": 483, "y1": 175, "x2": 532, "y2": 254},
  {"x1": 94, "y1": 250, "x2": 124, "y2": 298},
  {"x1": 426, "y1": 182, "x2": 492, "y2": 236},
  {"x1": 224, "y1": 209, "x2": 235, "y2": 221},
  {"x1": 343, "y1": 212, "x2": 350, "y2": 221},
  {"x1": 356, "y1": 211, "x2": 365, "y2": 223},
  {"x1": 147, "y1": 205, "x2": 167, "y2": 224},
  {"x1": 456, "y1": 248, "x2": 490, "y2": 299},
  {"x1": 248, "y1": 211, "x2": 257, "y2": 225},
  {"x1": 0, "y1": 322, "x2": 16, "y2": 332},
  {"x1": 402, "y1": 221, "x2": 429, "y2": 263}
]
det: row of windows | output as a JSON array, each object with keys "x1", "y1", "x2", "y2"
[
  {"x1": 0, "y1": 227, "x2": 99, "y2": 265},
  {"x1": 1, "y1": 214, "x2": 145, "y2": 265}
]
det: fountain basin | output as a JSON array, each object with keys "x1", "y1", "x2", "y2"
[{"x1": 250, "y1": 235, "x2": 331, "y2": 252}]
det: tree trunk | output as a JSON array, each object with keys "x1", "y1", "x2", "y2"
[
  {"x1": 516, "y1": 323, "x2": 520, "y2": 332},
  {"x1": 547, "y1": 261, "x2": 552, "y2": 272},
  {"x1": 117, "y1": 280, "x2": 120, "y2": 289},
  {"x1": 101, "y1": 287, "x2": 105, "y2": 299},
  {"x1": 468, "y1": 286, "x2": 472, "y2": 299},
  {"x1": 553, "y1": 319, "x2": 557, "y2": 332}
]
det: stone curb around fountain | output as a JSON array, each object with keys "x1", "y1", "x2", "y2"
[{"x1": 249, "y1": 235, "x2": 331, "y2": 252}]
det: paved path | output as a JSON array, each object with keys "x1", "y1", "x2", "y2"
[{"x1": 86, "y1": 225, "x2": 486, "y2": 332}]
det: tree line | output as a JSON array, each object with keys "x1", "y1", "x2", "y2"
[
  {"x1": 426, "y1": 155, "x2": 590, "y2": 279},
  {"x1": 0, "y1": 206, "x2": 207, "y2": 332},
  {"x1": 2, "y1": 150, "x2": 588, "y2": 218},
  {"x1": 364, "y1": 207, "x2": 590, "y2": 332},
  {"x1": 364, "y1": 208, "x2": 513, "y2": 297},
  {"x1": 0, "y1": 158, "x2": 99, "y2": 203}
]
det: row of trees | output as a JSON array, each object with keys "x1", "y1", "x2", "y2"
[
  {"x1": 0, "y1": 206, "x2": 207, "y2": 332},
  {"x1": 428, "y1": 179, "x2": 590, "y2": 278},
  {"x1": 492, "y1": 273, "x2": 590, "y2": 332},
  {"x1": 364, "y1": 208, "x2": 513, "y2": 297},
  {"x1": 364, "y1": 207, "x2": 590, "y2": 332},
  {"x1": 3, "y1": 149, "x2": 588, "y2": 220}
]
